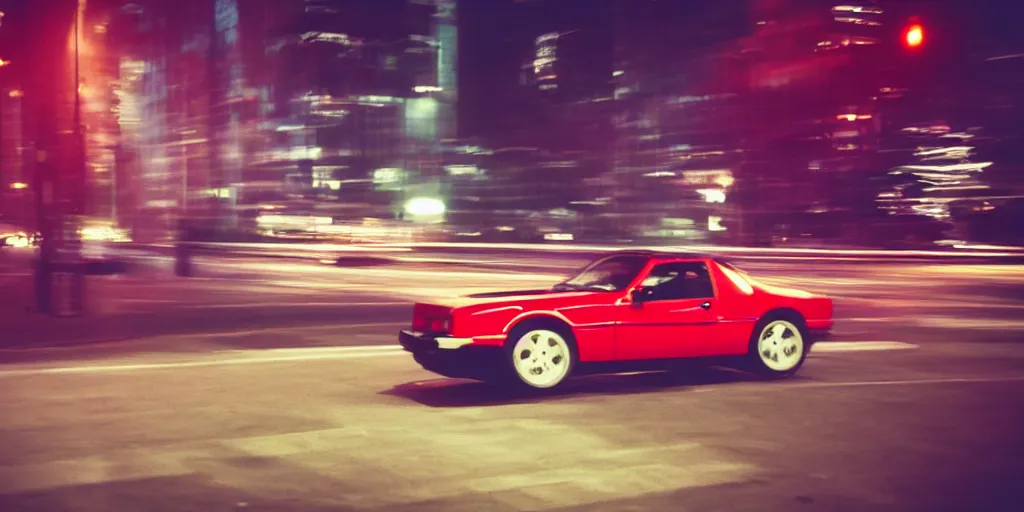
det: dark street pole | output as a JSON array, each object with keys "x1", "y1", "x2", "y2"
[
  {"x1": 28, "y1": 3, "x2": 61, "y2": 315},
  {"x1": 66, "y1": 0, "x2": 85, "y2": 315},
  {"x1": 74, "y1": 4, "x2": 80, "y2": 134},
  {"x1": 0, "y1": 63, "x2": 5, "y2": 220},
  {"x1": 29, "y1": 0, "x2": 85, "y2": 316}
]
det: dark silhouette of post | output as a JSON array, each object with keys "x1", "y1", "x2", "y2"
[
  {"x1": 174, "y1": 218, "x2": 193, "y2": 277},
  {"x1": 24, "y1": 0, "x2": 84, "y2": 316}
]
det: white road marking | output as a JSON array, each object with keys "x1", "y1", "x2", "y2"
[
  {"x1": 835, "y1": 298, "x2": 1024, "y2": 310},
  {"x1": 115, "y1": 298, "x2": 182, "y2": 304},
  {"x1": 387, "y1": 241, "x2": 1024, "y2": 258},
  {"x1": 812, "y1": 341, "x2": 918, "y2": 352},
  {"x1": 329, "y1": 266, "x2": 564, "y2": 281},
  {"x1": 0, "y1": 340, "x2": 921, "y2": 378},
  {"x1": 788, "y1": 376, "x2": 1024, "y2": 389},
  {"x1": 0, "y1": 349, "x2": 409, "y2": 377},
  {"x1": 0, "y1": 271, "x2": 32, "y2": 278},
  {"x1": 216, "y1": 345, "x2": 403, "y2": 355},
  {"x1": 185, "y1": 321, "x2": 410, "y2": 338},
  {"x1": 913, "y1": 317, "x2": 1024, "y2": 330},
  {"x1": 0, "y1": 322, "x2": 411, "y2": 354},
  {"x1": 184, "y1": 301, "x2": 411, "y2": 309},
  {"x1": 837, "y1": 317, "x2": 896, "y2": 323}
]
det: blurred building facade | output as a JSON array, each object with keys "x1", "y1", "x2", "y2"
[
  {"x1": 0, "y1": 0, "x2": 28, "y2": 226},
  {"x1": 97, "y1": 0, "x2": 460, "y2": 240},
  {"x1": 6, "y1": 0, "x2": 1022, "y2": 245},
  {"x1": 460, "y1": 0, "x2": 1024, "y2": 246}
]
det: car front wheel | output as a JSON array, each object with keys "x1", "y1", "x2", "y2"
[
  {"x1": 748, "y1": 317, "x2": 808, "y2": 378},
  {"x1": 506, "y1": 326, "x2": 576, "y2": 389}
]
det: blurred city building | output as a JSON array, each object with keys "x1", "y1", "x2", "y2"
[
  {"x1": 465, "y1": 0, "x2": 1024, "y2": 246},
  {"x1": 0, "y1": 0, "x2": 26, "y2": 226},
  {"x1": 450, "y1": 0, "x2": 615, "y2": 241},
  {"x1": 97, "y1": 0, "x2": 459, "y2": 241},
  {"x1": 3, "y1": 0, "x2": 1022, "y2": 246}
]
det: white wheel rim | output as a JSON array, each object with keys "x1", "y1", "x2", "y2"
[
  {"x1": 757, "y1": 320, "x2": 804, "y2": 372},
  {"x1": 512, "y1": 329, "x2": 572, "y2": 388}
]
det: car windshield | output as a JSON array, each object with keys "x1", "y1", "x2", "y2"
[
  {"x1": 715, "y1": 258, "x2": 746, "y2": 274},
  {"x1": 553, "y1": 254, "x2": 649, "y2": 292},
  {"x1": 715, "y1": 258, "x2": 762, "y2": 291}
]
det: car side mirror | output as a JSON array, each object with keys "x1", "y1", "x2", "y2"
[{"x1": 630, "y1": 288, "x2": 648, "y2": 308}]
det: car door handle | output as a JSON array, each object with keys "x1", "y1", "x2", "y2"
[{"x1": 700, "y1": 301, "x2": 712, "y2": 310}]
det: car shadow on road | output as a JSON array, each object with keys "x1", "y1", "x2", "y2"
[{"x1": 382, "y1": 365, "x2": 763, "y2": 408}]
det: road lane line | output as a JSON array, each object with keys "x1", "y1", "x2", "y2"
[
  {"x1": 0, "y1": 340, "x2": 923, "y2": 378},
  {"x1": 834, "y1": 298, "x2": 1024, "y2": 310},
  {"x1": 787, "y1": 376, "x2": 1024, "y2": 389},
  {"x1": 836, "y1": 317, "x2": 896, "y2": 323},
  {"x1": 812, "y1": 341, "x2": 918, "y2": 352},
  {"x1": 115, "y1": 298, "x2": 182, "y2": 304},
  {"x1": 0, "y1": 349, "x2": 409, "y2": 377},
  {"x1": 182, "y1": 321, "x2": 410, "y2": 339},
  {"x1": 185, "y1": 301, "x2": 411, "y2": 309},
  {"x1": 913, "y1": 317, "x2": 1024, "y2": 330},
  {"x1": 0, "y1": 322, "x2": 411, "y2": 354},
  {"x1": 0, "y1": 271, "x2": 32, "y2": 278},
  {"x1": 216, "y1": 345, "x2": 403, "y2": 355}
]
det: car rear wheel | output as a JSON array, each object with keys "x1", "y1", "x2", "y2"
[
  {"x1": 748, "y1": 317, "x2": 808, "y2": 378},
  {"x1": 506, "y1": 326, "x2": 576, "y2": 389}
]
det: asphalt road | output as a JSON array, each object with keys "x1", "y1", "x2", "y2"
[
  {"x1": 0, "y1": 252, "x2": 1022, "y2": 510},
  {"x1": 0, "y1": 332, "x2": 1021, "y2": 511}
]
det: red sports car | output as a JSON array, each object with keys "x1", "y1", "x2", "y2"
[{"x1": 399, "y1": 250, "x2": 833, "y2": 389}]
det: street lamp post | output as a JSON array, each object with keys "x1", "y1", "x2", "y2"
[
  {"x1": 63, "y1": 0, "x2": 86, "y2": 316},
  {"x1": 35, "y1": 0, "x2": 87, "y2": 317},
  {"x1": 0, "y1": 59, "x2": 7, "y2": 217}
]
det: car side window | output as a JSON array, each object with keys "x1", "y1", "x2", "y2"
[{"x1": 639, "y1": 262, "x2": 715, "y2": 301}]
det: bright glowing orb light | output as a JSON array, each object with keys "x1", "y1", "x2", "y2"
[
  {"x1": 905, "y1": 24, "x2": 924, "y2": 48},
  {"x1": 405, "y1": 197, "x2": 446, "y2": 216}
]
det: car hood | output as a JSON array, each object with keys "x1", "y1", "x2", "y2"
[
  {"x1": 754, "y1": 281, "x2": 821, "y2": 299},
  {"x1": 426, "y1": 288, "x2": 597, "y2": 309}
]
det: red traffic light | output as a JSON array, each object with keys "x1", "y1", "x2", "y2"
[{"x1": 904, "y1": 23, "x2": 924, "y2": 48}]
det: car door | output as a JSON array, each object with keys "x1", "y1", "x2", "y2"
[{"x1": 614, "y1": 261, "x2": 719, "y2": 360}]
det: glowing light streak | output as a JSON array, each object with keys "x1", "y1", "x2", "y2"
[
  {"x1": 914, "y1": 146, "x2": 973, "y2": 157},
  {"x1": 899, "y1": 162, "x2": 992, "y2": 172},
  {"x1": 920, "y1": 185, "x2": 990, "y2": 192},
  {"x1": 835, "y1": 16, "x2": 881, "y2": 26},
  {"x1": 832, "y1": 5, "x2": 883, "y2": 14}
]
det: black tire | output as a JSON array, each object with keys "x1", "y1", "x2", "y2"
[
  {"x1": 501, "y1": 320, "x2": 579, "y2": 390},
  {"x1": 746, "y1": 312, "x2": 810, "y2": 379}
]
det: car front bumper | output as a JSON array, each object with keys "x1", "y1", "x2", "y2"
[
  {"x1": 399, "y1": 330, "x2": 475, "y2": 352},
  {"x1": 399, "y1": 330, "x2": 502, "y2": 380}
]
